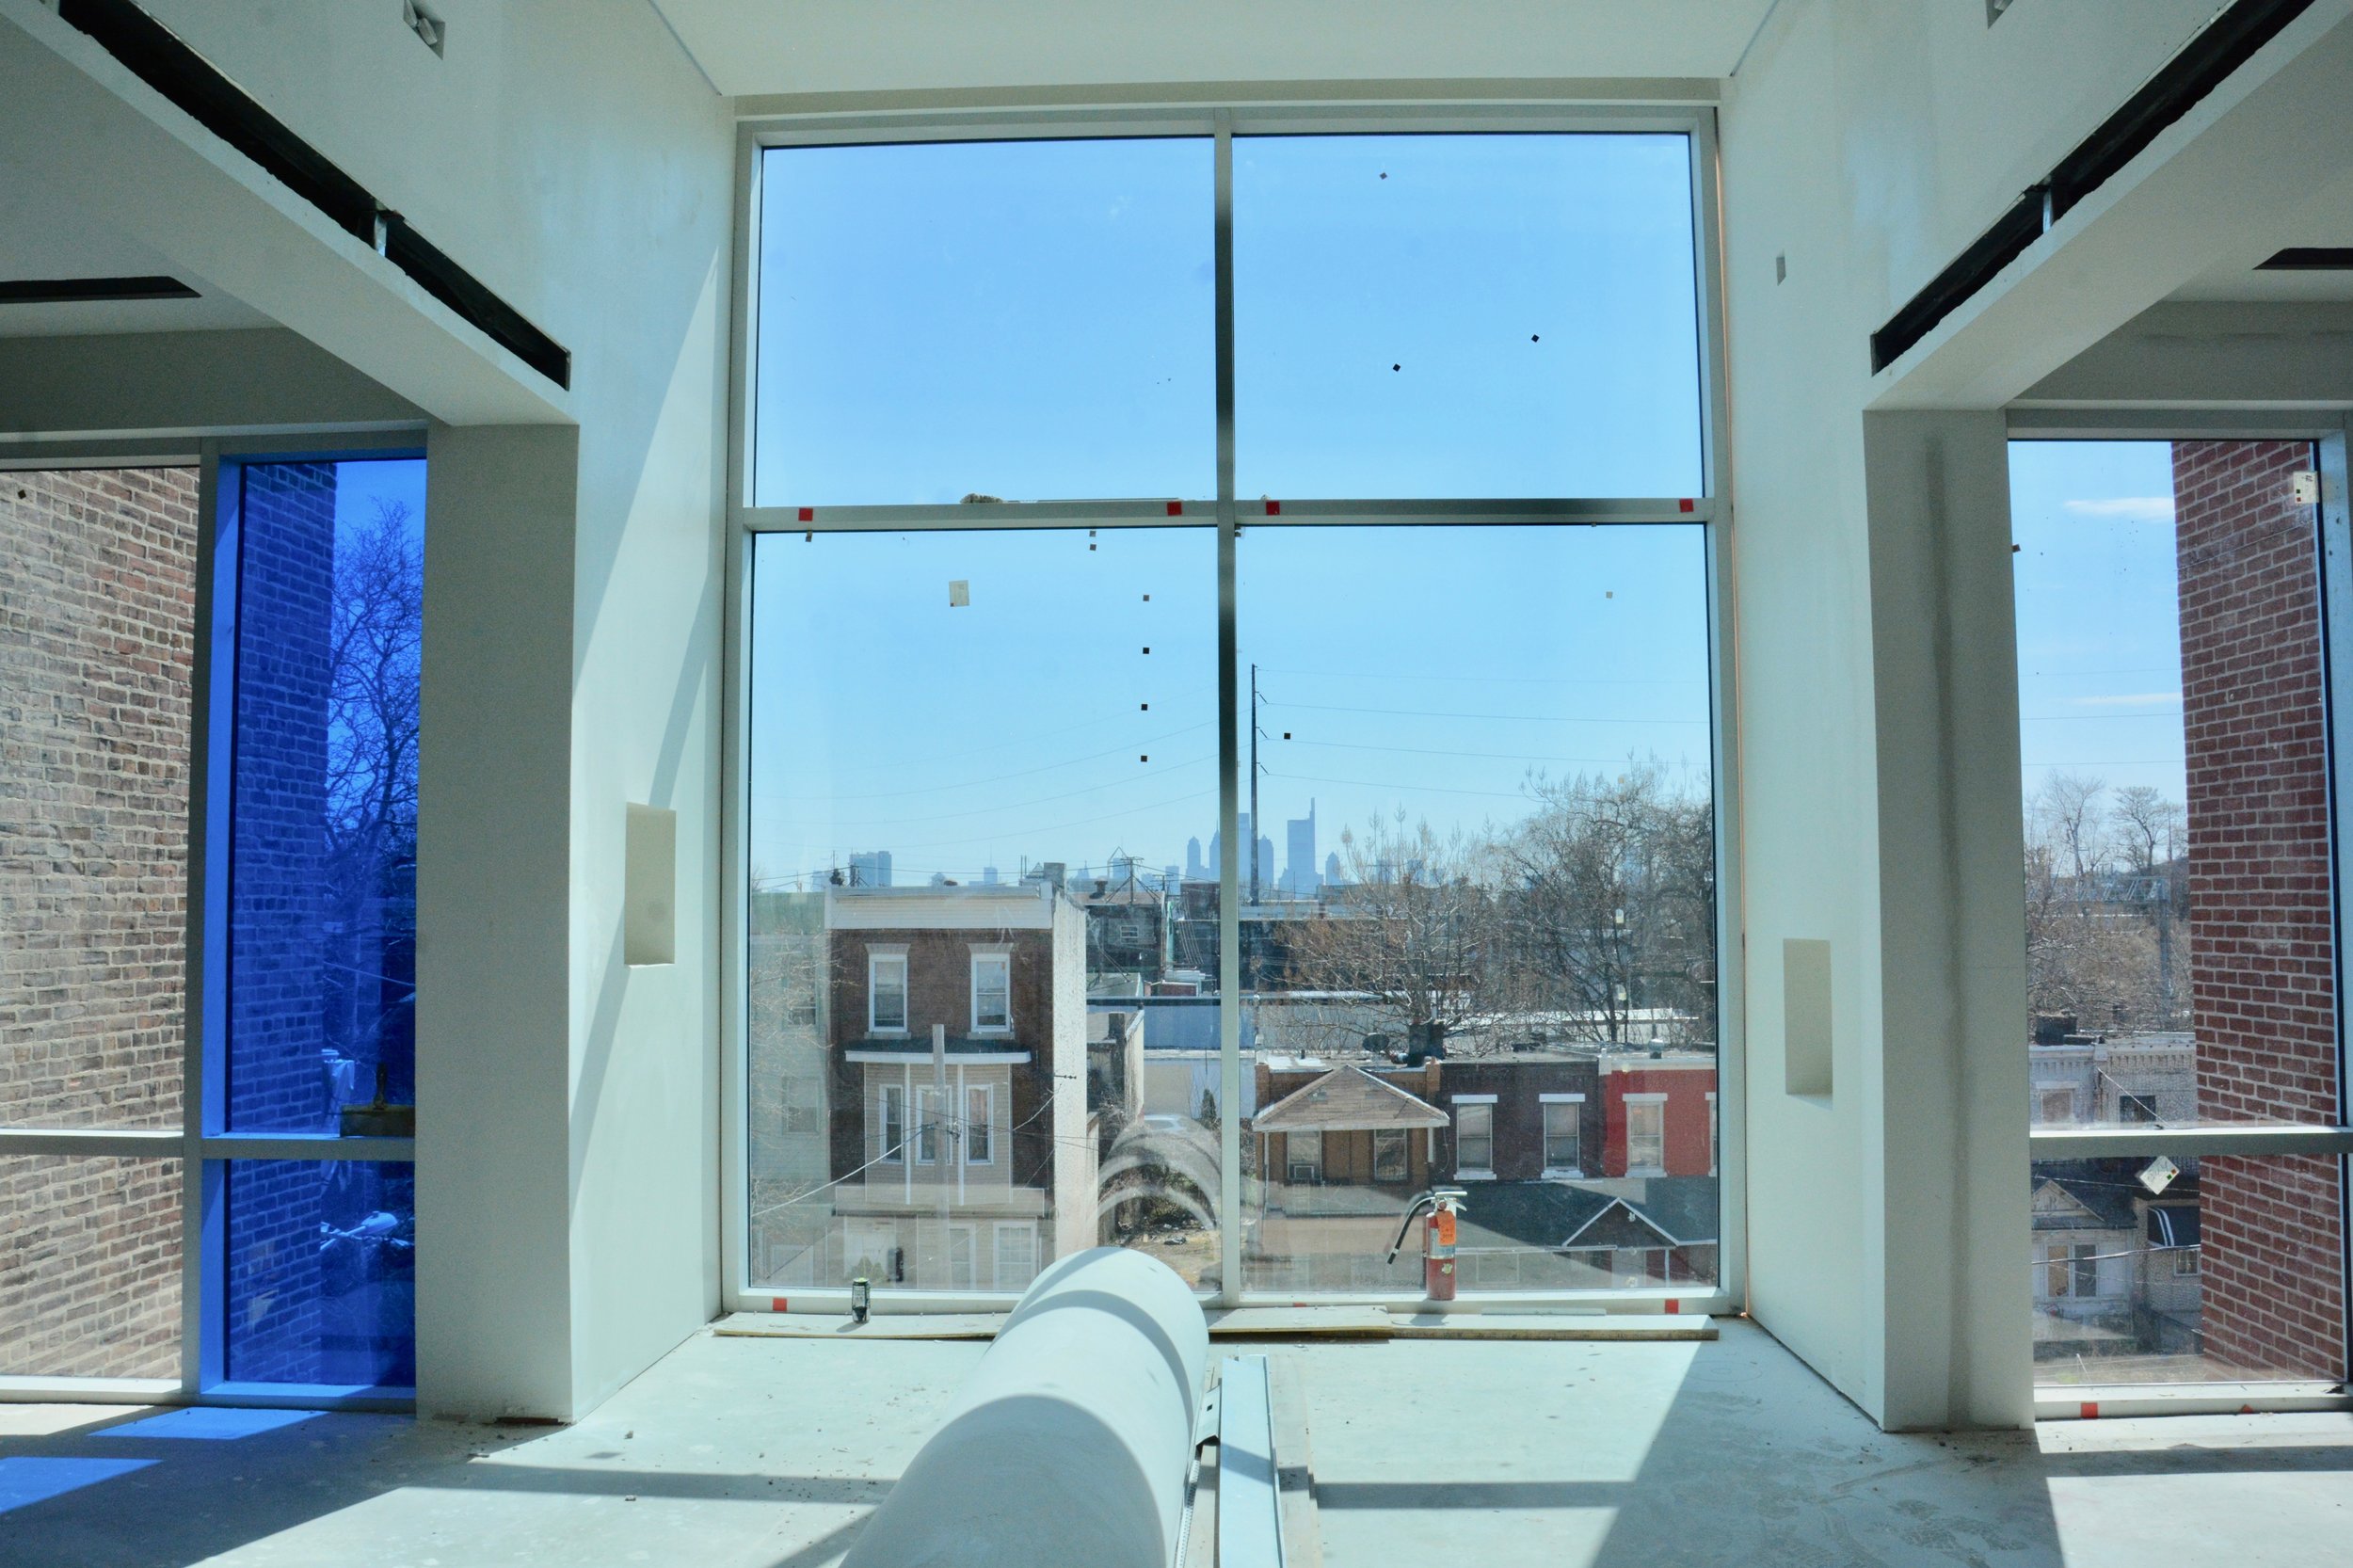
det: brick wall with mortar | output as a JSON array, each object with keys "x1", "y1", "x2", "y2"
[
  {"x1": 0, "y1": 467, "x2": 198, "y2": 1376},
  {"x1": 221, "y1": 463, "x2": 343, "y2": 1381},
  {"x1": 2174, "y1": 438, "x2": 2345, "y2": 1377}
]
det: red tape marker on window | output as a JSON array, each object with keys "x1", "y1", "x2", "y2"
[
  {"x1": 771, "y1": 1296, "x2": 788, "y2": 1313},
  {"x1": 1165, "y1": 501, "x2": 1183, "y2": 516},
  {"x1": 797, "y1": 507, "x2": 814, "y2": 522},
  {"x1": 1678, "y1": 498, "x2": 1695, "y2": 513}
]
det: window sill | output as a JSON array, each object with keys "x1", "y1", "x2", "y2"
[
  {"x1": 1542, "y1": 1168, "x2": 1586, "y2": 1181},
  {"x1": 1456, "y1": 1169, "x2": 1497, "y2": 1181}
]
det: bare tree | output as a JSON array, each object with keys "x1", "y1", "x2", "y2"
[
  {"x1": 1497, "y1": 762, "x2": 1715, "y2": 1045},
  {"x1": 2023, "y1": 776, "x2": 2186, "y2": 1033},
  {"x1": 321, "y1": 497, "x2": 424, "y2": 1074},
  {"x1": 1285, "y1": 810, "x2": 1498, "y2": 1044}
]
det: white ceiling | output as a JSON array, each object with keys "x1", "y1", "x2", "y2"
[
  {"x1": 2167, "y1": 152, "x2": 2353, "y2": 305},
  {"x1": 648, "y1": 0, "x2": 1776, "y2": 100},
  {"x1": 0, "y1": 142, "x2": 271, "y2": 338}
]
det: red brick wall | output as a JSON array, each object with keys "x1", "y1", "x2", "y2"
[
  {"x1": 2174, "y1": 439, "x2": 2345, "y2": 1377},
  {"x1": 0, "y1": 468, "x2": 198, "y2": 1376}
]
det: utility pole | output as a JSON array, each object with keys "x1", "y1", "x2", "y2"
[{"x1": 1249, "y1": 662, "x2": 1261, "y2": 908}]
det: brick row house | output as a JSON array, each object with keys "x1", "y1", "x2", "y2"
[
  {"x1": 824, "y1": 885, "x2": 1095, "y2": 1293},
  {"x1": 1247, "y1": 1048, "x2": 1717, "y2": 1292}
]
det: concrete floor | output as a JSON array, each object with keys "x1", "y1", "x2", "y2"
[{"x1": 2, "y1": 1319, "x2": 2347, "y2": 1567}]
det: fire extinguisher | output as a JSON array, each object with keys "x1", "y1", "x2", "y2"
[{"x1": 1386, "y1": 1187, "x2": 1469, "y2": 1303}]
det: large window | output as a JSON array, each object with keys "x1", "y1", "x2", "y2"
[
  {"x1": 737, "y1": 120, "x2": 1724, "y2": 1305},
  {"x1": 2011, "y1": 438, "x2": 2349, "y2": 1387},
  {"x1": 0, "y1": 455, "x2": 422, "y2": 1397}
]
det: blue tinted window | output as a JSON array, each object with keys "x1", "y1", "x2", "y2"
[
  {"x1": 224, "y1": 1159, "x2": 413, "y2": 1387},
  {"x1": 225, "y1": 460, "x2": 423, "y2": 1133}
]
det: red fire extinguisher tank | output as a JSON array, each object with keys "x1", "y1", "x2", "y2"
[{"x1": 1388, "y1": 1187, "x2": 1469, "y2": 1304}]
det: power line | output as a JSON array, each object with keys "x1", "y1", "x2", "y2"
[
  {"x1": 751, "y1": 722, "x2": 1213, "y2": 804},
  {"x1": 788, "y1": 753, "x2": 1216, "y2": 830},
  {"x1": 1256, "y1": 664, "x2": 1705, "y2": 689},
  {"x1": 1269, "y1": 698, "x2": 1706, "y2": 726}
]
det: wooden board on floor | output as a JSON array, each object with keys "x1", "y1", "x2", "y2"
[
  {"x1": 1207, "y1": 1305, "x2": 1393, "y2": 1338},
  {"x1": 711, "y1": 1311, "x2": 1001, "y2": 1340},
  {"x1": 1385, "y1": 1311, "x2": 1716, "y2": 1341},
  {"x1": 712, "y1": 1305, "x2": 1717, "y2": 1343}
]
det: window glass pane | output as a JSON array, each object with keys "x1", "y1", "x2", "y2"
[
  {"x1": 745, "y1": 527, "x2": 1220, "y2": 1294},
  {"x1": 0, "y1": 1157, "x2": 181, "y2": 1378},
  {"x1": 2011, "y1": 441, "x2": 2338, "y2": 1126},
  {"x1": 1, "y1": 469, "x2": 197, "y2": 1129},
  {"x1": 754, "y1": 139, "x2": 1214, "y2": 506},
  {"x1": 1235, "y1": 135, "x2": 1703, "y2": 499},
  {"x1": 225, "y1": 1159, "x2": 413, "y2": 1387},
  {"x1": 1544, "y1": 1103, "x2": 1581, "y2": 1169},
  {"x1": 2031, "y1": 1153, "x2": 2344, "y2": 1384},
  {"x1": 226, "y1": 459, "x2": 423, "y2": 1134},
  {"x1": 1239, "y1": 523, "x2": 1718, "y2": 1294}
]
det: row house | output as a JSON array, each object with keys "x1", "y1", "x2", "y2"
[{"x1": 824, "y1": 885, "x2": 1093, "y2": 1294}]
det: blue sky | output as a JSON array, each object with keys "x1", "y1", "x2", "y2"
[
  {"x1": 744, "y1": 134, "x2": 1708, "y2": 888},
  {"x1": 332, "y1": 456, "x2": 426, "y2": 543},
  {"x1": 747, "y1": 522, "x2": 1710, "y2": 888},
  {"x1": 2007, "y1": 440, "x2": 2186, "y2": 808},
  {"x1": 751, "y1": 134, "x2": 1702, "y2": 507}
]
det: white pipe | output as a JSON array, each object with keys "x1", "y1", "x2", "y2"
[{"x1": 842, "y1": 1246, "x2": 1210, "y2": 1568}]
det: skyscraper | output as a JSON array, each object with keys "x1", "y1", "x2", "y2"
[
  {"x1": 1286, "y1": 800, "x2": 1317, "y2": 896},
  {"x1": 848, "y1": 850, "x2": 892, "y2": 888},
  {"x1": 1185, "y1": 836, "x2": 1205, "y2": 881}
]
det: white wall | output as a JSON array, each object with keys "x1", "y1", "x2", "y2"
[
  {"x1": 66, "y1": 0, "x2": 737, "y2": 1418},
  {"x1": 1714, "y1": 0, "x2": 2244, "y2": 1429}
]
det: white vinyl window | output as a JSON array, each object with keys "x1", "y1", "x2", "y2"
[
  {"x1": 876, "y1": 1082, "x2": 906, "y2": 1163},
  {"x1": 994, "y1": 1221, "x2": 1038, "y2": 1289},
  {"x1": 1626, "y1": 1096, "x2": 1667, "y2": 1174},
  {"x1": 1286, "y1": 1129, "x2": 1322, "y2": 1182},
  {"x1": 1454, "y1": 1098, "x2": 1495, "y2": 1176},
  {"x1": 965, "y1": 1082, "x2": 995, "y2": 1165},
  {"x1": 1541, "y1": 1094, "x2": 1584, "y2": 1176},
  {"x1": 971, "y1": 952, "x2": 1012, "y2": 1032},
  {"x1": 1373, "y1": 1128, "x2": 1408, "y2": 1182},
  {"x1": 869, "y1": 951, "x2": 908, "y2": 1033},
  {"x1": 946, "y1": 1222, "x2": 978, "y2": 1289},
  {"x1": 914, "y1": 1084, "x2": 943, "y2": 1164}
]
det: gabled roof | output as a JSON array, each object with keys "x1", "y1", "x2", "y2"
[
  {"x1": 1251, "y1": 1065, "x2": 1449, "y2": 1132},
  {"x1": 1454, "y1": 1177, "x2": 1720, "y2": 1253},
  {"x1": 2031, "y1": 1160, "x2": 2146, "y2": 1230}
]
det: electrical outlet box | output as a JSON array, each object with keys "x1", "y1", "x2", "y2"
[
  {"x1": 625, "y1": 803, "x2": 677, "y2": 967},
  {"x1": 2292, "y1": 470, "x2": 2321, "y2": 506}
]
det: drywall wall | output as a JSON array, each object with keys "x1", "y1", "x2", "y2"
[
  {"x1": 8, "y1": 0, "x2": 736, "y2": 1417},
  {"x1": 1713, "y1": 0, "x2": 2274, "y2": 1428},
  {"x1": 416, "y1": 424, "x2": 580, "y2": 1418}
]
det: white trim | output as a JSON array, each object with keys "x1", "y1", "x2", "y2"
[
  {"x1": 1449, "y1": 1093, "x2": 1498, "y2": 1105},
  {"x1": 991, "y1": 1220, "x2": 1038, "y2": 1289},
  {"x1": 1623, "y1": 1092, "x2": 1671, "y2": 1105},
  {"x1": 867, "y1": 950, "x2": 910, "y2": 1034},
  {"x1": 875, "y1": 1080, "x2": 906, "y2": 1165},
  {"x1": 969, "y1": 950, "x2": 1014, "y2": 1034},
  {"x1": 965, "y1": 1080, "x2": 996, "y2": 1167},
  {"x1": 1541, "y1": 1096, "x2": 1585, "y2": 1179},
  {"x1": 847, "y1": 1049, "x2": 1031, "y2": 1064}
]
